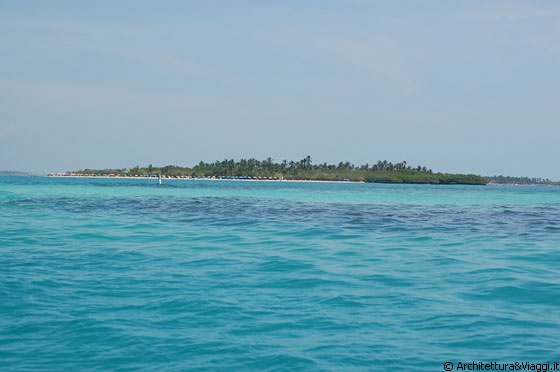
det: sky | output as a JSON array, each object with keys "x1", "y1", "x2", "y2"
[{"x1": 1, "y1": 1, "x2": 559, "y2": 179}]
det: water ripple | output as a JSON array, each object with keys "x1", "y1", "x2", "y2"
[{"x1": 1, "y1": 178, "x2": 560, "y2": 371}]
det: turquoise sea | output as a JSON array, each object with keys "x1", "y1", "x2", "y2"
[{"x1": 1, "y1": 176, "x2": 559, "y2": 371}]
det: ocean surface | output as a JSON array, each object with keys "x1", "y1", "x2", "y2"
[{"x1": 1, "y1": 176, "x2": 559, "y2": 371}]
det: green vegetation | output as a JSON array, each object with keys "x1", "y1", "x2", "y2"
[
  {"x1": 364, "y1": 171, "x2": 486, "y2": 185},
  {"x1": 485, "y1": 175, "x2": 558, "y2": 186},
  {"x1": 73, "y1": 156, "x2": 488, "y2": 185}
]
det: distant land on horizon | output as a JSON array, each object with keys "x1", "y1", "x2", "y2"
[
  {"x1": 0, "y1": 170, "x2": 30, "y2": 176},
  {"x1": 4, "y1": 157, "x2": 559, "y2": 185},
  {"x1": 45, "y1": 157, "x2": 558, "y2": 186}
]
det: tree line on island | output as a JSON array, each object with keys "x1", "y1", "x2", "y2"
[
  {"x1": 483, "y1": 175, "x2": 555, "y2": 185},
  {"x1": 74, "y1": 156, "x2": 488, "y2": 185}
]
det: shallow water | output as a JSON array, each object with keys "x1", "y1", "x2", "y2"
[{"x1": 1, "y1": 177, "x2": 559, "y2": 371}]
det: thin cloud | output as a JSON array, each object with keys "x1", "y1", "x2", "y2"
[
  {"x1": 0, "y1": 78, "x2": 234, "y2": 116},
  {"x1": 0, "y1": 125, "x2": 17, "y2": 139},
  {"x1": 304, "y1": 34, "x2": 415, "y2": 92},
  {"x1": 462, "y1": 3, "x2": 560, "y2": 22},
  {"x1": 0, "y1": 15, "x2": 234, "y2": 85},
  {"x1": 458, "y1": 2, "x2": 560, "y2": 58}
]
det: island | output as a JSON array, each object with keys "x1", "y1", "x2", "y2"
[{"x1": 62, "y1": 157, "x2": 489, "y2": 185}]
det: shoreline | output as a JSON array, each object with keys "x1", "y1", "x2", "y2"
[
  {"x1": 46, "y1": 174, "x2": 361, "y2": 184},
  {"x1": 9, "y1": 174, "x2": 555, "y2": 186},
  {"x1": 45, "y1": 175, "x2": 560, "y2": 186}
]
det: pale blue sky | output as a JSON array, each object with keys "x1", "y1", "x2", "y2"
[{"x1": 1, "y1": 1, "x2": 559, "y2": 179}]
